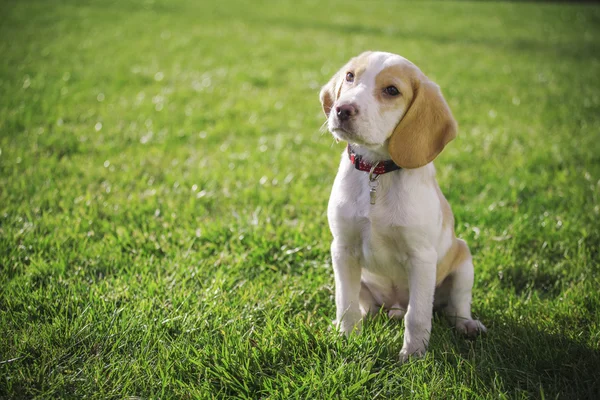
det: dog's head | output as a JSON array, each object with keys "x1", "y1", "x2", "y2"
[{"x1": 320, "y1": 51, "x2": 457, "y2": 168}]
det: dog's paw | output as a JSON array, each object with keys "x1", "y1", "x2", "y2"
[
  {"x1": 399, "y1": 345, "x2": 427, "y2": 364},
  {"x1": 388, "y1": 307, "x2": 406, "y2": 320},
  {"x1": 456, "y1": 319, "x2": 487, "y2": 338},
  {"x1": 332, "y1": 318, "x2": 362, "y2": 336}
]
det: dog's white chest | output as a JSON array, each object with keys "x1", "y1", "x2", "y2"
[
  {"x1": 328, "y1": 161, "x2": 442, "y2": 306},
  {"x1": 362, "y1": 212, "x2": 410, "y2": 268},
  {"x1": 360, "y1": 223, "x2": 412, "y2": 306}
]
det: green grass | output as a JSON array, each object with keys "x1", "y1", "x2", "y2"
[{"x1": 1, "y1": 0, "x2": 599, "y2": 398}]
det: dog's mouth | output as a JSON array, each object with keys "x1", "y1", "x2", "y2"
[
  {"x1": 330, "y1": 125, "x2": 355, "y2": 140},
  {"x1": 330, "y1": 128, "x2": 354, "y2": 144},
  {"x1": 331, "y1": 127, "x2": 381, "y2": 148},
  {"x1": 331, "y1": 127, "x2": 351, "y2": 135}
]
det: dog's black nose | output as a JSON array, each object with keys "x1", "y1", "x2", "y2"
[{"x1": 336, "y1": 104, "x2": 358, "y2": 121}]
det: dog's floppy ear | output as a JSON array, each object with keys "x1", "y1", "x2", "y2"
[
  {"x1": 388, "y1": 77, "x2": 457, "y2": 169},
  {"x1": 319, "y1": 67, "x2": 345, "y2": 117}
]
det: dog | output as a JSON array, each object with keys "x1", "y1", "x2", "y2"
[{"x1": 320, "y1": 51, "x2": 486, "y2": 362}]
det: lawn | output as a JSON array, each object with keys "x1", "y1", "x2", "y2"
[{"x1": 1, "y1": 0, "x2": 599, "y2": 398}]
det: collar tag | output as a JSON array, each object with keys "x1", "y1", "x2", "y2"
[{"x1": 368, "y1": 164, "x2": 380, "y2": 205}]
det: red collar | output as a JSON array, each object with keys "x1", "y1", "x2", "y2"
[{"x1": 347, "y1": 145, "x2": 401, "y2": 175}]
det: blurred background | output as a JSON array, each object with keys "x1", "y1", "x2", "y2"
[{"x1": 1, "y1": 0, "x2": 599, "y2": 398}]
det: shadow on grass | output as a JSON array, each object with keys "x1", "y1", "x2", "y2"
[{"x1": 444, "y1": 316, "x2": 600, "y2": 399}]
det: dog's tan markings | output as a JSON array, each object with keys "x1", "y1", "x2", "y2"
[
  {"x1": 433, "y1": 182, "x2": 470, "y2": 284},
  {"x1": 319, "y1": 52, "x2": 373, "y2": 116},
  {"x1": 319, "y1": 72, "x2": 340, "y2": 116},
  {"x1": 387, "y1": 66, "x2": 457, "y2": 169},
  {"x1": 436, "y1": 239, "x2": 471, "y2": 285},
  {"x1": 350, "y1": 51, "x2": 373, "y2": 82},
  {"x1": 373, "y1": 64, "x2": 416, "y2": 112},
  {"x1": 437, "y1": 243, "x2": 471, "y2": 285}
]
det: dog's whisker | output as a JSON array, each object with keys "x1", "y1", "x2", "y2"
[{"x1": 319, "y1": 119, "x2": 329, "y2": 133}]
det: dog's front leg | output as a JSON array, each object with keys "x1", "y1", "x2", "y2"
[
  {"x1": 400, "y1": 251, "x2": 437, "y2": 362},
  {"x1": 331, "y1": 240, "x2": 362, "y2": 335}
]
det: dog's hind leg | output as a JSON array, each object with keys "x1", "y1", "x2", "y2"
[{"x1": 443, "y1": 240, "x2": 487, "y2": 337}]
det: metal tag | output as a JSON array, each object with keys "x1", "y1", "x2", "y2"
[
  {"x1": 369, "y1": 186, "x2": 377, "y2": 205},
  {"x1": 368, "y1": 164, "x2": 381, "y2": 205}
]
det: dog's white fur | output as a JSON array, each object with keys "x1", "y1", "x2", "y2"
[{"x1": 320, "y1": 51, "x2": 486, "y2": 362}]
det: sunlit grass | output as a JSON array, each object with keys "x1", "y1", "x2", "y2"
[{"x1": 1, "y1": 0, "x2": 599, "y2": 398}]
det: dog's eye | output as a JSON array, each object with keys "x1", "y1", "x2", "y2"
[
  {"x1": 384, "y1": 86, "x2": 400, "y2": 96},
  {"x1": 345, "y1": 72, "x2": 354, "y2": 83}
]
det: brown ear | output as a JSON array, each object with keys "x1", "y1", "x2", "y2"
[
  {"x1": 319, "y1": 69, "x2": 344, "y2": 117},
  {"x1": 388, "y1": 77, "x2": 457, "y2": 169}
]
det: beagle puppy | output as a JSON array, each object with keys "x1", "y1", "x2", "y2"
[{"x1": 320, "y1": 51, "x2": 486, "y2": 362}]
